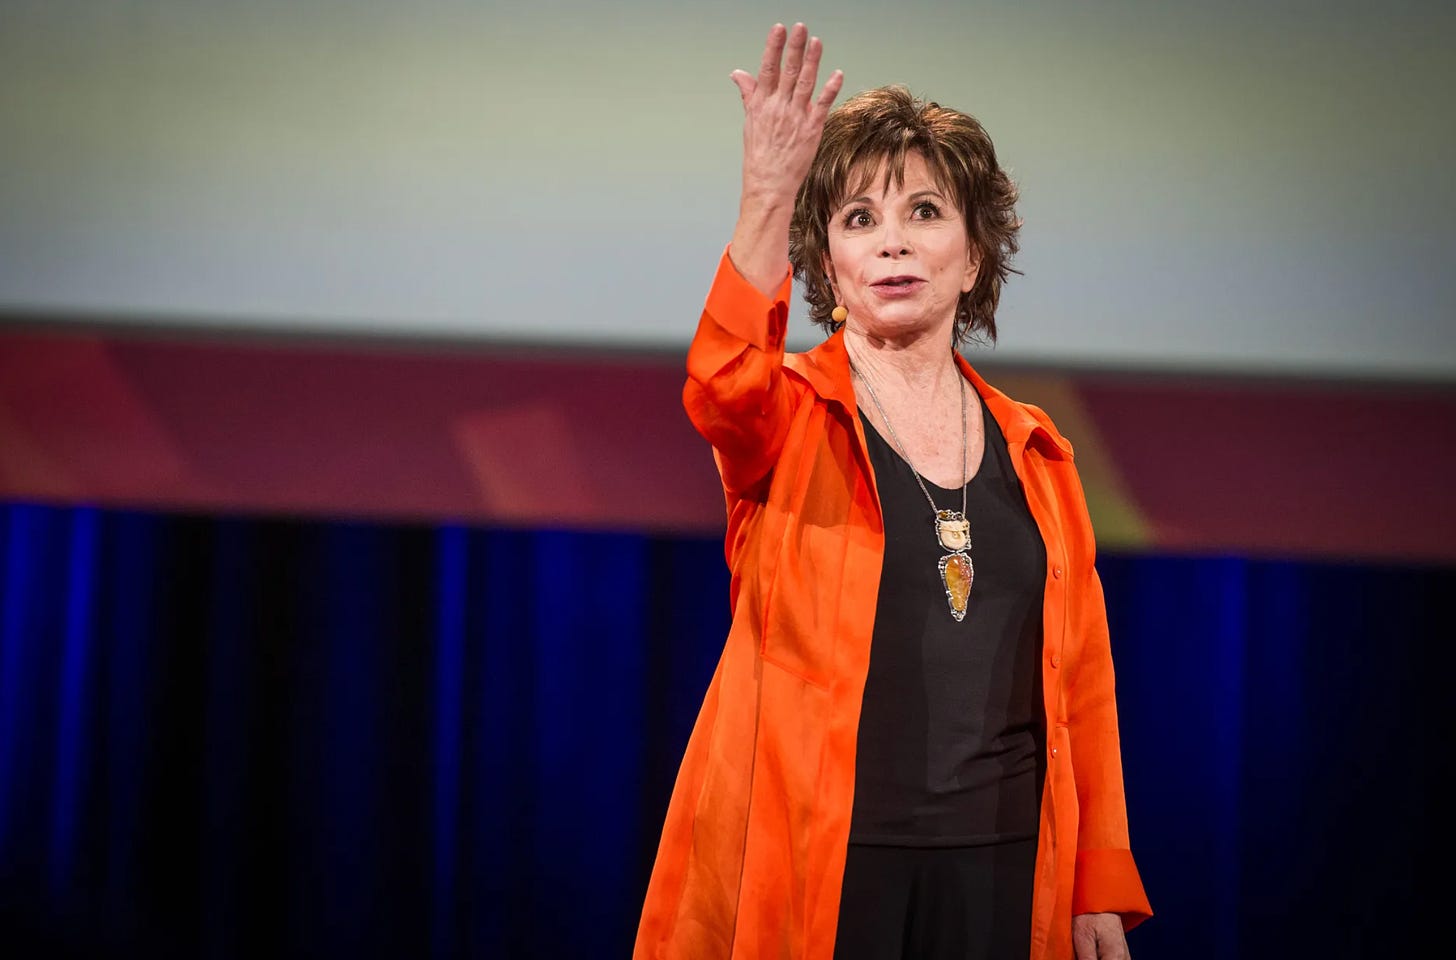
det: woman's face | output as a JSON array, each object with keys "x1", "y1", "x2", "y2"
[{"x1": 823, "y1": 151, "x2": 979, "y2": 342}]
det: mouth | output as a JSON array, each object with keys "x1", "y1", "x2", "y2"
[{"x1": 872, "y1": 275, "x2": 923, "y2": 288}]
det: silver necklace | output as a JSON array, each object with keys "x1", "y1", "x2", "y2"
[{"x1": 852, "y1": 361, "x2": 975, "y2": 621}]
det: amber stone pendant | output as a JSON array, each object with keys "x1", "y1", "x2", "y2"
[{"x1": 938, "y1": 551, "x2": 973, "y2": 621}]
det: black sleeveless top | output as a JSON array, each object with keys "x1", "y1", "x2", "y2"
[{"x1": 849, "y1": 389, "x2": 1047, "y2": 847}]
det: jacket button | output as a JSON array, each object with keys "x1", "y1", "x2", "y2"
[
  {"x1": 1050, "y1": 654, "x2": 1061, "y2": 669},
  {"x1": 1052, "y1": 566, "x2": 1063, "y2": 579},
  {"x1": 1051, "y1": 747, "x2": 1059, "y2": 758}
]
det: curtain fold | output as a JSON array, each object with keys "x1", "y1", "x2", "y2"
[{"x1": 0, "y1": 501, "x2": 1448, "y2": 958}]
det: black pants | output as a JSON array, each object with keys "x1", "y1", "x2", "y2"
[{"x1": 832, "y1": 839, "x2": 1037, "y2": 960}]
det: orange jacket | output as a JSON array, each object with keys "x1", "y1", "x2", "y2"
[{"x1": 634, "y1": 251, "x2": 1152, "y2": 960}]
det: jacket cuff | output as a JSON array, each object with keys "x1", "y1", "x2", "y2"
[
  {"x1": 701, "y1": 246, "x2": 791, "y2": 354},
  {"x1": 1071, "y1": 848, "x2": 1153, "y2": 930}
]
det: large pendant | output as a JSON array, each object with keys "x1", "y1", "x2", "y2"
[
  {"x1": 934, "y1": 510, "x2": 973, "y2": 620},
  {"x1": 939, "y1": 552, "x2": 973, "y2": 621}
]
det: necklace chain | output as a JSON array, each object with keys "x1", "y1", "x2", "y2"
[{"x1": 851, "y1": 360, "x2": 968, "y2": 522}]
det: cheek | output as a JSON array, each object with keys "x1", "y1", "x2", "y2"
[
  {"x1": 932, "y1": 236, "x2": 977, "y2": 291},
  {"x1": 824, "y1": 244, "x2": 851, "y2": 292},
  {"x1": 827, "y1": 236, "x2": 872, "y2": 284}
]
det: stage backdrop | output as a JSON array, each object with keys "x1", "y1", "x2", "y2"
[
  {"x1": 3, "y1": 0, "x2": 1454, "y2": 381},
  {"x1": 0, "y1": 501, "x2": 1449, "y2": 958}
]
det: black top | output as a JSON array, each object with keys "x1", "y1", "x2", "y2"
[{"x1": 849, "y1": 390, "x2": 1047, "y2": 847}]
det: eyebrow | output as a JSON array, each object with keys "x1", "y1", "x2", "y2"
[{"x1": 837, "y1": 188, "x2": 949, "y2": 210}]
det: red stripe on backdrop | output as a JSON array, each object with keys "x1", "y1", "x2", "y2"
[
  {"x1": 0, "y1": 327, "x2": 722, "y2": 532},
  {"x1": 1078, "y1": 378, "x2": 1456, "y2": 563},
  {"x1": 1, "y1": 326, "x2": 1452, "y2": 563}
]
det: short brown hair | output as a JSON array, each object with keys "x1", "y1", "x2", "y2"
[{"x1": 789, "y1": 85, "x2": 1021, "y2": 344}]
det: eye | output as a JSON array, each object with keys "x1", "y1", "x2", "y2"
[
  {"x1": 913, "y1": 201, "x2": 941, "y2": 219},
  {"x1": 842, "y1": 208, "x2": 873, "y2": 229}
]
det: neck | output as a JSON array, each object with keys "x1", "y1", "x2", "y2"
[{"x1": 843, "y1": 323, "x2": 961, "y2": 396}]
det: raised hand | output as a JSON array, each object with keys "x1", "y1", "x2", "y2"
[
  {"x1": 728, "y1": 23, "x2": 843, "y2": 296},
  {"x1": 732, "y1": 23, "x2": 843, "y2": 207}
]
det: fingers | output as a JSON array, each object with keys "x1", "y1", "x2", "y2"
[
  {"x1": 740, "y1": 22, "x2": 840, "y2": 113},
  {"x1": 756, "y1": 23, "x2": 786, "y2": 91},
  {"x1": 730, "y1": 69, "x2": 756, "y2": 104},
  {"x1": 793, "y1": 35, "x2": 823, "y2": 102},
  {"x1": 815, "y1": 68, "x2": 844, "y2": 112},
  {"x1": 778, "y1": 23, "x2": 808, "y2": 95}
]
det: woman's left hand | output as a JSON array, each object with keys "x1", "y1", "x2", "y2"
[{"x1": 1072, "y1": 912, "x2": 1130, "y2": 959}]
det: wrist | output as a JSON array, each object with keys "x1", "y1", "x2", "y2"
[{"x1": 738, "y1": 180, "x2": 798, "y2": 218}]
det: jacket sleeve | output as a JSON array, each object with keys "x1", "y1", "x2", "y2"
[
  {"x1": 683, "y1": 248, "x2": 796, "y2": 496},
  {"x1": 1064, "y1": 474, "x2": 1154, "y2": 929}
]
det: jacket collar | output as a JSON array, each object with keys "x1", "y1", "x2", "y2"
[{"x1": 787, "y1": 329, "x2": 1075, "y2": 462}]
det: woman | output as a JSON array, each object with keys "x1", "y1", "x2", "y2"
[{"x1": 636, "y1": 23, "x2": 1151, "y2": 960}]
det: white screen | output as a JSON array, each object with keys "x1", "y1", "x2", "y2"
[{"x1": 2, "y1": 0, "x2": 1453, "y2": 380}]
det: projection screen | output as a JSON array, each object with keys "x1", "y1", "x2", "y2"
[{"x1": 2, "y1": 0, "x2": 1452, "y2": 381}]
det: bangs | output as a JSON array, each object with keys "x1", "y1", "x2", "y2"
[{"x1": 831, "y1": 140, "x2": 965, "y2": 212}]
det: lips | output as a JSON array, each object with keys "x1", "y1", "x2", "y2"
[{"x1": 869, "y1": 275, "x2": 926, "y2": 299}]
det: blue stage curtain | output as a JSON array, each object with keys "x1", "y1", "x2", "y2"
[{"x1": 0, "y1": 501, "x2": 1449, "y2": 958}]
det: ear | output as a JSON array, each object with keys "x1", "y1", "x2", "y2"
[
  {"x1": 962, "y1": 244, "x2": 982, "y2": 294},
  {"x1": 822, "y1": 253, "x2": 839, "y2": 298}
]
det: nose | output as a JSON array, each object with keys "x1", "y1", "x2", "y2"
[{"x1": 878, "y1": 220, "x2": 911, "y2": 257}]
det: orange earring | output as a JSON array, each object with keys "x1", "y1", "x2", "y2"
[{"x1": 831, "y1": 305, "x2": 848, "y2": 323}]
